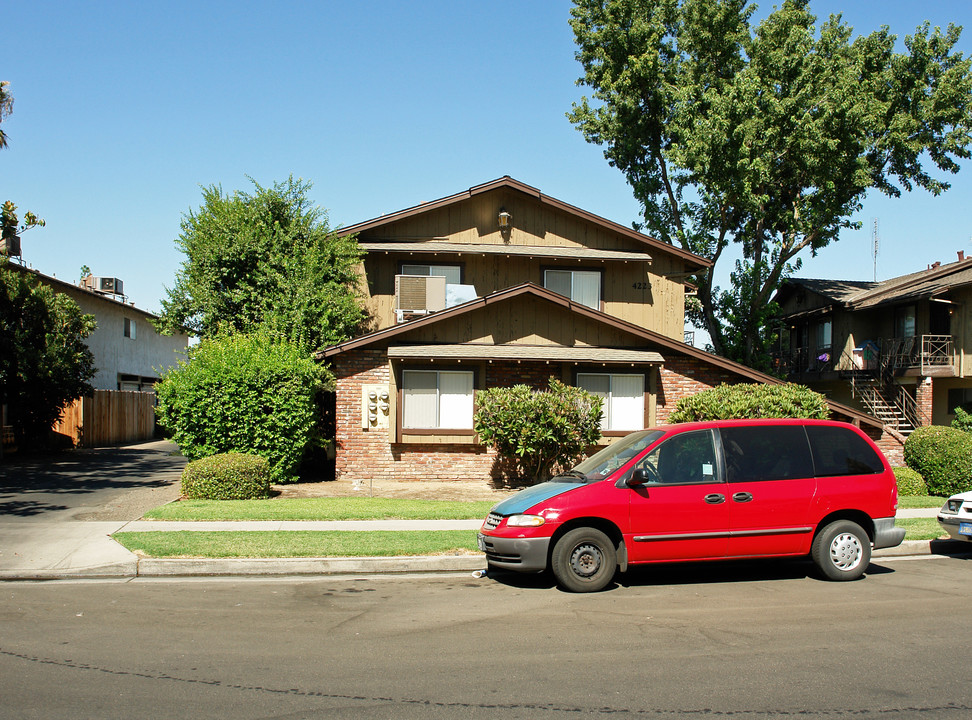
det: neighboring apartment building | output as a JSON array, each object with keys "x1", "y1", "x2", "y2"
[
  {"x1": 320, "y1": 177, "x2": 885, "y2": 483},
  {"x1": 6, "y1": 264, "x2": 190, "y2": 391},
  {"x1": 2, "y1": 262, "x2": 190, "y2": 447},
  {"x1": 773, "y1": 253, "x2": 972, "y2": 434}
]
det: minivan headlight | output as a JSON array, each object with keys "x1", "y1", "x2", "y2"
[{"x1": 506, "y1": 514, "x2": 546, "y2": 527}]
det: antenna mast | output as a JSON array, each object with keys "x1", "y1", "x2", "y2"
[{"x1": 871, "y1": 218, "x2": 880, "y2": 282}]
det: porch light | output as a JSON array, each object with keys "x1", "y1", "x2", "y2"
[{"x1": 497, "y1": 208, "x2": 512, "y2": 229}]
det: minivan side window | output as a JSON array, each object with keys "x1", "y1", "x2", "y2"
[
  {"x1": 721, "y1": 426, "x2": 815, "y2": 483},
  {"x1": 805, "y1": 425, "x2": 885, "y2": 476},
  {"x1": 634, "y1": 430, "x2": 718, "y2": 485}
]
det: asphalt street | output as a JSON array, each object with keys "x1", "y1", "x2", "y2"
[{"x1": 2, "y1": 555, "x2": 971, "y2": 719}]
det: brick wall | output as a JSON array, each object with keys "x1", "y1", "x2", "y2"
[
  {"x1": 916, "y1": 377, "x2": 933, "y2": 426},
  {"x1": 656, "y1": 356, "x2": 742, "y2": 424},
  {"x1": 330, "y1": 348, "x2": 906, "y2": 483}
]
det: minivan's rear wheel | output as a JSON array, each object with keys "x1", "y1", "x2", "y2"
[
  {"x1": 812, "y1": 520, "x2": 871, "y2": 581},
  {"x1": 551, "y1": 527, "x2": 617, "y2": 593}
]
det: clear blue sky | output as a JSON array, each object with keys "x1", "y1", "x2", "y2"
[{"x1": 2, "y1": 1, "x2": 970, "y2": 331}]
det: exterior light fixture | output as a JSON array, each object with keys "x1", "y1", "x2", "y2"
[{"x1": 497, "y1": 209, "x2": 512, "y2": 229}]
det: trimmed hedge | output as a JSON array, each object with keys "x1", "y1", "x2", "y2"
[
  {"x1": 903, "y1": 425, "x2": 972, "y2": 498},
  {"x1": 181, "y1": 453, "x2": 272, "y2": 500},
  {"x1": 668, "y1": 383, "x2": 829, "y2": 422},
  {"x1": 155, "y1": 332, "x2": 326, "y2": 483},
  {"x1": 892, "y1": 466, "x2": 927, "y2": 496}
]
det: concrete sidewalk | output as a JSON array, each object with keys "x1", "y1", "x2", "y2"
[{"x1": 2, "y1": 510, "x2": 968, "y2": 582}]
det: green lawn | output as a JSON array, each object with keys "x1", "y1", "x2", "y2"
[
  {"x1": 897, "y1": 495, "x2": 945, "y2": 510},
  {"x1": 114, "y1": 530, "x2": 480, "y2": 558},
  {"x1": 115, "y1": 520, "x2": 946, "y2": 559},
  {"x1": 142, "y1": 497, "x2": 497, "y2": 521}
]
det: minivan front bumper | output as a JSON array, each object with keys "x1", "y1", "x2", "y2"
[
  {"x1": 874, "y1": 516, "x2": 906, "y2": 549},
  {"x1": 478, "y1": 533, "x2": 550, "y2": 572}
]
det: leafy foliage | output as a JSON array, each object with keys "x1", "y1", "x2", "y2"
[
  {"x1": 0, "y1": 259, "x2": 96, "y2": 449},
  {"x1": 951, "y1": 407, "x2": 972, "y2": 432},
  {"x1": 668, "y1": 382, "x2": 829, "y2": 422},
  {"x1": 180, "y1": 453, "x2": 272, "y2": 501},
  {"x1": 155, "y1": 332, "x2": 327, "y2": 483},
  {"x1": 892, "y1": 466, "x2": 927, "y2": 497},
  {"x1": 473, "y1": 379, "x2": 604, "y2": 482},
  {"x1": 569, "y1": 0, "x2": 972, "y2": 367},
  {"x1": 156, "y1": 177, "x2": 365, "y2": 352},
  {"x1": 903, "y1": 425, "x2": 972, "y2": 497}
]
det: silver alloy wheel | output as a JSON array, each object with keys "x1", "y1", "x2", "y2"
[
  {"x1": 569, "y1": 543, "x2": 602, "y2": 577},
  {"x1": 829, "y1": 531, "x2": 863, "y2": 571}
]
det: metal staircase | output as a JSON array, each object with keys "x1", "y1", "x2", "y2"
[{"x1": 846, "y1": 345, "x2": 929, "y2": 436}]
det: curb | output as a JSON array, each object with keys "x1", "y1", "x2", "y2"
[
  {"x1": 4, "y1": 541, "x2": 969, "y2": 582},
  {"x1": 136, "y1": 554, "x2": 485, "y2": 577}
]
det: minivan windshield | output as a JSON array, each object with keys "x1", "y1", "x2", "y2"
[{"x1": 554, "y1": 429, "x2": 664, "y2": 482}]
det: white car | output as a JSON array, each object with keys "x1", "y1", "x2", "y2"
[{"x1": 937, "y1": 491, "x2": 972, "y2": 542}]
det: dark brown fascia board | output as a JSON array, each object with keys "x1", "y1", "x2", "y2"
[
  {"x1": 318, "y1": 282, "x2": 880, "y2": 428},
  {"x1": 337, "y1": 176, "x2": 712, "y2": 271},
  {"x1": 846, "y1": 258, "x2": 972, "y2": 310}
]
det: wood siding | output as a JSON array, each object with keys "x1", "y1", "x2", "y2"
[{"x1": 356, "y1": 188, "x2": 688, "y2": 338}]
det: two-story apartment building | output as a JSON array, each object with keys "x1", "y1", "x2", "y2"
[
  {"x1": 774, "y1": 253, "x2": 972, "y2": 434},
  {"x1": 320, "y1": 177, "x2": 884, "y2": 483}
]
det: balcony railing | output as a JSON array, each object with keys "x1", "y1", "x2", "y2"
[{"x1": 883, "y1": 335, "x2": 953, "y2": 374}]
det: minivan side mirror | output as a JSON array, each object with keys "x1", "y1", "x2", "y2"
[{"x1": 626, "y1": 468, "x2": 653, "y2": 488}]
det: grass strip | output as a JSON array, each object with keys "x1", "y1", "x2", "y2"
[
  {"x1": 897, "y1": 495, "x2": 945, "y2": 510},
  {"x1": 113, "y1": 530, "x2": 480, "y2": 558},
  {"x1": 895, "y1": 517, "x2": 947, "y2": 541},
  {"x1": 116, "y1": 521, "x2": 946, "y2": 559},
  {"x1": 142, "y1": 497, "x2": 496, "y2": 522}
]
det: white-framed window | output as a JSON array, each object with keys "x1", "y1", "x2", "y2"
[
  {"x1": 577, "y1": 372, "x2": 645, "y2": 431},
  {"x1": 401, "y1": 264, "x2": 461, "y2": 285},
  {"x1": 544, "y1": 269, "x2": 601, "y2": 309},
  {"x1": 402, "y1": 369, "x2": 474, "y2": 429},
  {"x1": 123, "y1": 318, "x2": 136, "y2": 339}
]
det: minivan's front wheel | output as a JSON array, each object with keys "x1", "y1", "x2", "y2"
[
  {"x1": 551, "y1": 527, "x2": 617, "y2": 592},
  {"x1": 812, "y1": 520, "x2": 871, "y2": 581}
]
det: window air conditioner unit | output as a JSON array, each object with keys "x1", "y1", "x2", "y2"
[
  {"x1": 83, "y1": 276, "x2": 125, "y2": 295},
  {"x1": 395, "y1": 275, "x2": 447, "y2": 316}
]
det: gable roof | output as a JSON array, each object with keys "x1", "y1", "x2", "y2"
[
  {"x1": 779, "y1": 257, "x2": 972, "y2": 313},
  {"x1": 339, "y1": 176, "x2": 711, "y2": 272},
  {"x1": 317, "y1": 282, "x2": 879, "y2": 428}
]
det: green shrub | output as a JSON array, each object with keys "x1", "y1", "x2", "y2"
[
  {"x1": 892, "y1": 466, "x2": 927, "y2": 496},
  {"x1": 903, "y1": 425, "x2": 972, "y2": 497},
  {"x1": 155, "y1": 331, "x2": 327, "y2": 483},
  {"x1": 181, "y1": 453, "x2": 272, "y2": 500},
  {"x1": 473, "y1": 379, "x2": 603, "y2": 483},
  {"x1": 668, "y1": 383, "x2": 829, "y2": 423},
  {"x1": 952, "y1": 407, "x2": 972, "y2": 432}
]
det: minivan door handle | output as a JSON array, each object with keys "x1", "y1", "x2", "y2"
[
  {"x1": 704, "y1": 493, "x2": 726, "y2": 505},
  {"x1": 732, "y1": 492, "x2": 754, "y2": 503}
]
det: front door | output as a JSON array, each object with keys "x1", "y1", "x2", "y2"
[{"x1": 625, "y1": 429, "x2": 730, "y2": 562}]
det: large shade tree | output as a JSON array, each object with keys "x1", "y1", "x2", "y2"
[
  {"x1": 569, "y1": 0, "x2": 972, "y2": 368},
  {"x1": 156, "y1": 177, "x2": 365, "y2": 351}
]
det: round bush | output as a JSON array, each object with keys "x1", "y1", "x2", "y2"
[
  {"x1": 892, "y1": 466, "x2": 927, "y2": 496},
  {"x1": 181, "y1": 453, "x2": 272, "y2": 500},
  {"x1": 903, "y1": 425, "x2": 972, "y2": 497},
  {"x1": 668, "y1": 382, "x2": 829, "y2": 422}
]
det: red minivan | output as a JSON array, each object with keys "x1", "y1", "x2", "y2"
[{"x1": 478, "y1": 420, "x2": 905, "y2": 592}]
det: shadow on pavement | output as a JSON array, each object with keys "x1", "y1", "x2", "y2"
[{"x1": 0, "y1": 442, "x2": 186, "y2": 517}]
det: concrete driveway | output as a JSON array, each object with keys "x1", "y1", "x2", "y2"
[{"x1": 0, "y1": 440, "x2": 185, "y2": 577}]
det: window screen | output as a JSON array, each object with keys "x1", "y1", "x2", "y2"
[{"x1": 577, "y1": 373, "x2": 644, "y2": 431}]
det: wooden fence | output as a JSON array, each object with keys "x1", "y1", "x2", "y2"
[{"x1": 53, "y1": 390, "x2": 158, "y2": 447}]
